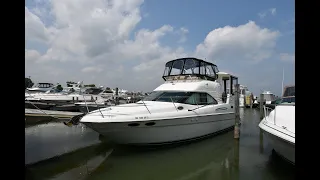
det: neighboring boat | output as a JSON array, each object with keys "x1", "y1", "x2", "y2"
[
  {"x1": 239, "y1": 85, "x2": 253, "y2": 108},
  {"x1": 25, "y1": 87, "x2": 107, "y2": 106},
  {"x1": 227, "y1": 85, "x2": 252, "y2": 108},
  {"x1": 26, "y1": 83, "x2": 55, "y2": 93},
  {"x1": 75, "y1": 98, "x2": 114, "y2": 113},
  {"x1": 258, "y1": 85, "x2": 295, "y2": 164},
  {"x1": 252, "y1": 96, "x2": 259, "y2": 108},
  {"x1": 78, "y1": 57, "x2": 238, "y2": 145},
  {"x1": 258, "y1": 91, "x2": 276, "y2": 105}
]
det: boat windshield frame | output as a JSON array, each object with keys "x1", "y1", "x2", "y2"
[
  {"x1": 162, "y1": 57, "x2": 219, "y2": 81},
  {"x1": 142, "y1": 91, "x2": 218, "y2": 105}
]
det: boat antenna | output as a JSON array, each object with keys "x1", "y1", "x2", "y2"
[{"x1": 281, "y1": 68, "x2": 284, "y2": 96}]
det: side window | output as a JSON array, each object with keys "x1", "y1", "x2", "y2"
[
  {"x1": 207, "y1": 94, "x2": 218, "y2": 104},
  {"x1": 185, "y1": 93, "x2": 200, "y2": 105},
  {"x1": 199, "y1": 93, "x2": 207, "y2": 105},
  {"x1": 185, "y1": 93, "x2": 218, "y2": 105}
]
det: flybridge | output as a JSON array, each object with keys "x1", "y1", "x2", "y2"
[{"x1": 162, "y1": 57, "x2": 219, "y2": 81}]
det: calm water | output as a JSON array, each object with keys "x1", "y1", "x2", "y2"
[{"x1": 25, "y1": 108, "x2": 295, "y2": 180}]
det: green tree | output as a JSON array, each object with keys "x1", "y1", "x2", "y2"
[
  {"x1": 66, "y1": 81, "x2": 76, "y2": 87},
  {"x1": 25, "y1": 77, "x2": 34, "y2": 89},
  {"x1": 56, "y1": 84, "x2": 63, "y2": 91},
  {"x1": 84, "y1": 84, "x2": 96, "y2": 87}
]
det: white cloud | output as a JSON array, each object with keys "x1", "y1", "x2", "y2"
[
  {"x1": 258, "y1": 8, "x2": 277, "y2": 19},
  {"x1": 25, "y1": 7, "x2": 50, "y2": 43},
  {"x1": 178, "y1": 27, "x2": 189, "y2": 43},
  {"x1": 25, "y1": 49, "x2": 41, "y2": 62},
  {"x1": 25, "y1": 0, "x2": 281, "y2": 92},
  {"x1": 195, "y1": 21, "x2": 280, "y2": 63},
  {"x1": 270, "y1": 8, "x2": 276, "y2": 16},
  {"x1": 280, "y1": 53, "x2": 295, "y2": 63},
  {"x1": 81, "y1": 66, "x2": 103, "y2": 73}
]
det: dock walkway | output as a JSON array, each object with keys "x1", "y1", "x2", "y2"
[{"x1": 25, "y1": 108, "x2": 83, "y2": 126}]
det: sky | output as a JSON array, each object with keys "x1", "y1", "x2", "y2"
[{"x1": 25, "y1": 0, "x2": 295, "y2": 96}]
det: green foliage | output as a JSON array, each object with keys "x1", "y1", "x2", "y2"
[
  {"x1": 25, "y1": 78, "x2": 34, "y2": 89},
  {"x1": 84, "y1": 84, "x2": 96, "y2": 87},
  {"x1": 66, "y1": 81, "x2": 76, "y2": 87},
  {"x1": 56, "y1": 84, "x2": 63, "y2": 91}
]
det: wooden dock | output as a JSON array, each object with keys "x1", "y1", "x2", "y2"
[
  {"x1": 25, "y1": 108, "x2": 83, "y2": 126},
  {"x1": 25, "y1": 101, "x2": 56, "y2": 110}
]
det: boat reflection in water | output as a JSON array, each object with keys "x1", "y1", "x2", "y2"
[{"x1": 86, "y1": 130, "x2": 239, "y2": 180}]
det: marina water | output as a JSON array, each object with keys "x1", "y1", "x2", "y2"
[{"x1": 25, "y1": 108, "x2": 294, "y2": 180}]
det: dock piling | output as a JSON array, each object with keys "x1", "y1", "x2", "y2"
[
  {"x1": 234, "y1": 83, "x2": 240, "y2": 139},
  {"x1": 259, "y1": 93, "x2": 264, "y2": 119},
  {"x1": 115, "y1": 87, "x2": 119, "y2": 105}
]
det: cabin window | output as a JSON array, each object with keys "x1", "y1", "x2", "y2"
[
  {"x1": 282, "y1": 97, "x2": 295, "y2": 103},
  {"x1": 207, "y1": 94, "x2": 218, "y2": 104},
  {"x1": 185, "y1": 93, "x2": 217, "y2": 105},
  {"x1": 205, "y1": 65, "x2": 216, "y2": 78},
  {"x1": 283, "y1": 86, "x2": 295, "y2": 97},
  {"x1": 143, "y1": 91, "x2": 218, "y2": 105},
  {"x1": 163, "y1": 61, "x2": 172, "y2": 76},
  {"x1": 170, "y1": 60, "x2": 184, "y2": 75},
  {"x1": 143, "y1": 91, "x2": 192, "y2": 103},
  {"x1": 200, "y1": 62, "x2": 206, "y2": 75},
  {"x1": 263, "y1": 94, "x2": 275, "y2": 101},
  {"x1": 184, "y1": 59, "x2": 200, "y2": 74}
]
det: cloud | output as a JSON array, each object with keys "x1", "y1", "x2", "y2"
[
  {"x1": 25, "y1": 7, "x2": 50, "y2": 43},
  {"x1": 25, "y1": 0, "x2": 281, "y2": 92},
  {"x1": 178, "y1": 27, "x2": 189, "y2": 43},
  {"x1": 258, "y1": 8, "x2": 277, "y2": 19},
  {"x1": 195, "y1": 21, "x2": 280, "y2": 63},
  {"x1": 25, "y1": 49, "x2": 41, "y2": 62},
  {"x1": 81, "y1": 66, "x2": 103, "y2": 73},
  {"x1": 280, "y1": 53, "x2": 295, "y2": 63}
]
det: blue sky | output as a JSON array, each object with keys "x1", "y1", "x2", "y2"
[{"x1": 25, "y1": 0, "x2": 294, "y2": 96}]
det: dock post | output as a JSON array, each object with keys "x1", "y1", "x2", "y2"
[
  {"x1": 115, "y1": 87, "x2": 119, "y2": 105},
  {"x1": 259, "y1": 93, "x2": 264, "y2": 119},
  {"x1": 234, "y1": 83, "x2": 240, "y2": 139},
  {"x1": 250, "y1": 93, "x2": 253, "y2": 109}
]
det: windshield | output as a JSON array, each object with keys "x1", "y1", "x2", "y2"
[
  {"x1": 143, "y1": 91, "x2": 192, "y2": 103},
  {"x1": 283, "y1": 86, "x2": 295, "y2": 97},
  {"x1": 84, "y1": 88, "x2": 103, "y2": 95},
  {"x1": 281, "y1": 97, "x2": 295, "y2": 103},
  {"x1": 264, "y1": 94, "x2": 275, "y2": 101},
  {"x1": 142, "y1": 91, "x2": 218, "y2": 105}
]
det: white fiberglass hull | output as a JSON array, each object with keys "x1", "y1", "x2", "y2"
[
  {"x1": 80, "y1": 100, "x2": 235, "y2": 145},
  {"x1": 258, "y1": 105, "x2": 295, "y2": 164},
  {"x1": 266, "y1": 130, "x2": 295, "y2": 163},
  {"x1": 82, "y1": 113, "x2": 235, "y2": 145},
  {"x1": 239, "y1": 95, "x2": 245, "y2": 107}
]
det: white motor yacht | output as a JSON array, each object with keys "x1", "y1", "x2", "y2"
[{"x1": 78, "y1": 57, "x2": 239, "y2": 145}]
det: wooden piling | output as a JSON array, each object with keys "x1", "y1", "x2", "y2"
[
  {"x1": 234, "y1": 84, "x2": 240, "y2": 139},
  {"x1": 259, "y1": 93, "x2": 264, "y2": 119},
  {"x1": 115, "y1": 87, "x2": 119, "y2": 105}
]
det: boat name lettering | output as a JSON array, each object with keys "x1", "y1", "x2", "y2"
[{"x1": 135, "y1": 116, "x2": 148, "y2": 119}]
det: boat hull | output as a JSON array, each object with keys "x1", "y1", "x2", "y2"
[
  {"x1": 239, "y1": 95, "x2": 245, "y2": 107},
  {"x1": 265, "y1": 130, "x2": 295, "y2": 164},
  {"x1": 259, "y1": 119, "x2": 295, "y2": 164},
  {"x1": 82, "y1": 113, "x2": 235, "y2": 145}
]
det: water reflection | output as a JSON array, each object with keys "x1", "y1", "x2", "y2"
[
  {"x1": 85, "y1": 130, "x2": 238, "y2": 180},
  {"x1": 25, "y1": 109, "x2": 294, "y2": 180},
  {"x1": 26, "y1": 142, "x2": 114, "y2": 180},
  {"x1": 25, "y1": 122, "x2": 100, "y2": 165}
]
